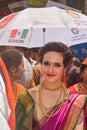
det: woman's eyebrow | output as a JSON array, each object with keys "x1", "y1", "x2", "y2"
[{"x1": 43, "y1": 61, "x2": 63, "y2": 65}]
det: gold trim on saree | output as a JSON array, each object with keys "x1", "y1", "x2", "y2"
[{"x1": 19, "y1": 89, "x2": 34, "y2": 113}]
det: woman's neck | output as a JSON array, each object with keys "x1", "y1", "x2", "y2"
[
  {"x1": 9, "y1": 73, "x2": 15, "y2": 82},
  {"x1": 42, "y1": 81, "x2": 63, "y2": 91}
]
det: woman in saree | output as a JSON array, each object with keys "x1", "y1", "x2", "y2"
[
  {"x1": 16, "y1": 42, "x2": 87, "y2": 130},
  {"x1": 69, "y1": 57, "x2": 87, "y2": 94},
  {"x1": 1, "y1": 49, "x2": 25, "y2": 107}
]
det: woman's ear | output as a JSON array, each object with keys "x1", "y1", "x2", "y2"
[{"x1": 11, "y1": 65, "x2": 17, "y2": 73}]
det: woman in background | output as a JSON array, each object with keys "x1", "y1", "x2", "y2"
[
  {"x1": 16, "y1": 42, "x2": 87, "y2": 130},
  {"x1": 69, "y1": 57, "x2": 87, "y2": 94},
  {"x1": 66, "y1": 57, "x2": 81, "y2": 88},
  {"x1": 1, "y1": 49, "x2": 25, "y2": 107},
  {"x1": 0, "y1": 46, "x2": 33, "y2": 89}
]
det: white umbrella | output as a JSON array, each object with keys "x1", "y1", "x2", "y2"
[{"x1": 0, "y1": 7, "x2": 87, "y2": 59}]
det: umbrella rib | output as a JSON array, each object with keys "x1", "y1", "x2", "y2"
[{"x1": 28, "y1": 27, "x2": 33, "y2": 48}]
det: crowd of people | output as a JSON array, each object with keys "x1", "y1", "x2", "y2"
[{"x1": 0, "y1": 42, "x2": 87, "y2": 130}]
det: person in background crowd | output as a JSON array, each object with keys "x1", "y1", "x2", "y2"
[
  {"x1": 16, "y1": 42, "x2": 87, "y2": 130},
  {"x1": 29, "y1": 48, "x2": 40, "y2": 66},
  {"x1": 0, "y1": 46, "x2": 33, "y2": 88},
  {"x1": 73, "y1": 57, "x2": 81, "y2": 67},
  {"x1": 66, "y1": 57, "x2": 81, "y2": 88},
  {"x1": 30, "y1": 47, "x2": 43, "y2": 86},
  {"x1": 15, "y1": 47, "x2": 33, "y2": 88},
  {"x1": 1, "y1": 49, "x2": 25, "y2": 107},
  {"x1": 16, "y1": 47, "x2": 32, "y2": 64},
  {"x1": 69, "y1": 57, "x2": 87, "y2": 94}
]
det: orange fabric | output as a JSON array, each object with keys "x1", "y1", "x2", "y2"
[
  {"x1": 68, "y1": 85, "x2": 78, "y2": 93},
  {"x1": 13, "y1": 82, "x2": 25, "y2": 107},
  {"x1": 82, "y1": 57, "x2": 87, "y2": 65},
  {"x1": 29, "y1": 79, "x2": 35, "y2": 88},
  {"x1": 0, "y1": 57, "x2": 16, "y2": 130}
]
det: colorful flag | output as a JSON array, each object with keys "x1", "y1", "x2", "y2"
[
  {"x1": 9, "y1": 29, "x2": 18, "y2": 38},
  {"x1": 9, "y1": 29, "x2": 29, "y2": 39},
  {"x1": 21, "y1": 29, "x2": 29, "y2": 39}
]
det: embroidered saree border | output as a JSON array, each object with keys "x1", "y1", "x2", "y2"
[
  {"x1": 17, "y1": 89, "x2": 34, "y2": 130},
  {"x1": 64, "y1": 95, "x2": 87, "y2": 130},
  {"x1": 19, "y1": 89, "x2": 34, "y2": 113}
]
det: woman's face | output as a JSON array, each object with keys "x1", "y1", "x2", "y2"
[
  {"x1": 41, "y1": 51, "x2": 65, "y2": 84},
  {"x1": 13, "y1": 59, "x2": 25, "y2": 80}
]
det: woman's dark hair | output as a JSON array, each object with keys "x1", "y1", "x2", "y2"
[
  {"x1": 39, "y1": 42, "x2": 73, "y2": 68},
  {"x1": 80, "y1": 64, "x2": 87, "y2": 72},
  {"x1": 1, "y1": 49, "x2": 23, "y2": 71},
  {"x1": 30, "y1": 48, "x2": 40, "y2": 53}
]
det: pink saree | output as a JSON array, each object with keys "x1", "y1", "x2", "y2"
[{"x1": 33, "y1": 94, "x2": 87, "y2": 130}]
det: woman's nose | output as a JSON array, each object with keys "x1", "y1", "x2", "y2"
[{"x1": 48, "y1": 65, "x2": 54, "y2": 72}]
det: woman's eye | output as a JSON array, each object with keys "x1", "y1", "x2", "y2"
[
  {"x1": 43, "y1": 61, "x2": 62, "y2": 67},
  {"x1": 43, "y1": 61, "x2": 49, "y2": 66},
  {"x1": 54, "y1": 63, "x2": 61, "y2": 67}
]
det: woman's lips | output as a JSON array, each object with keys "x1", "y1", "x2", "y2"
[{"x1": 47, "y1": 74, "x2": 56, "y2": 77}]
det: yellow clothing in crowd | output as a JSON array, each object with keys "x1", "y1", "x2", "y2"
[{"x1": 12, "y1": 82, "x2": 25, "y2": 107}]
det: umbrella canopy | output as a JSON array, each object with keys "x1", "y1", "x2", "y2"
[{"x1": 0, "y1": 7, "x2": 87, "y2": 60}]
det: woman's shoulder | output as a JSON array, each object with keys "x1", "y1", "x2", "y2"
[
  {"x1": 76, "y1": 94, "x2": 87, "y2": 101},
  {"x1": 18, "y1": 89, "x2": 34, "y2": 109},
  {"x1": 29, "y1": 85, "x2": 39, "y2": 92},
  {"x1": 19, "y1": 85, "x2": 39, "y2": 99},
  {"x1": 73, "y1": 94, "x2": 87, "y2": 107},
  {"x1": 68, "y1": 83, "x2": 79, "y2": 93},
  {"x1": 14, "y1": 82, "x2": 25, "y2": 89},
  {"x1": 28, "y1": 85, "x2": 40, "y2": 102},
  {"x1": 19, "y1": 86, "x2": 40, "y2": 109}
]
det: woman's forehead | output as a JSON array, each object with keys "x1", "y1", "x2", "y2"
[
  {"x1": 43, "y1": 52, "x2": 63, "y2": 62},
  {"x1": 43, "y1": 51, "x2": 63, "y2": 58}
]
